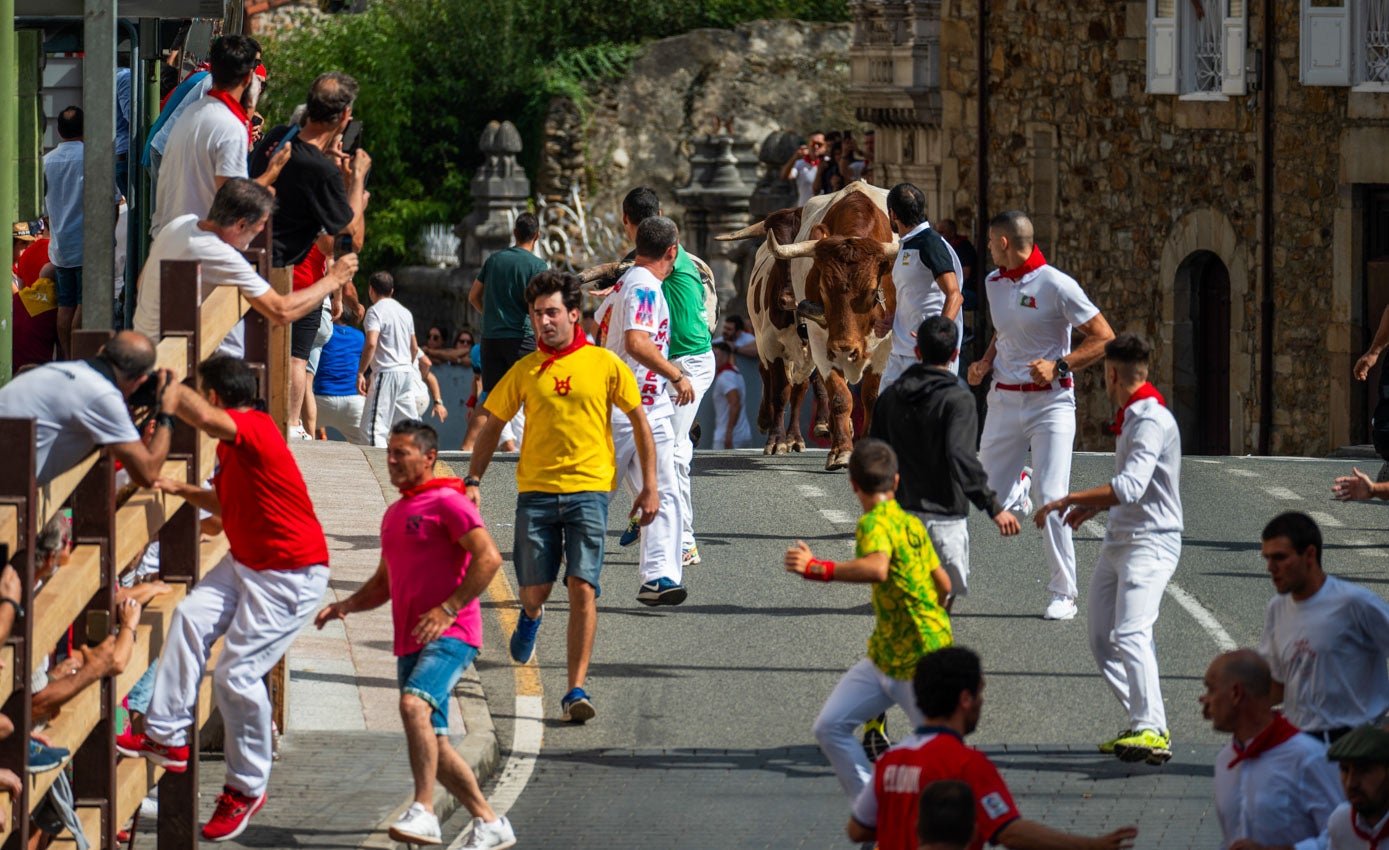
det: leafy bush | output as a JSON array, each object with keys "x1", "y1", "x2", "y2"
[{"x1": 260, "y1": 0, "x2": 848, "y2": 273}]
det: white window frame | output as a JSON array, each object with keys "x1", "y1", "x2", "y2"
[
  {"x1": 1149, "y1": 0, "x2": 1247, "y2": 96},
  {"x1": 1302, "y1": 0, "x2": 1389, "y2": 89}
]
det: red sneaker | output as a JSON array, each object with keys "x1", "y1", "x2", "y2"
[
  {"x1": 201, "y1": 786, "x2": 266, "y2": 842},
  {"x1": 115, "y1": 732, "x2": 189, "y2": 773}
]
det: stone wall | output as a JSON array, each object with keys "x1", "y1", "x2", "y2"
[
  {"x1": 541, "y1": 20, "x2": 857, "y2": 225},
  {"x1": 935, "y1": 0, "x2": 1388, "y2": 455}
]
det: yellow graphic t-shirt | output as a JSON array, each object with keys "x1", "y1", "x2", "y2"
[
  {"x1": 859, "y1": 499, "x2": 952, "y2": 679},
  {"x1": 484, "y1": 343, "x2": 641, "y2": 494}
]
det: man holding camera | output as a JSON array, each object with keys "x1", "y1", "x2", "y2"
[
  {"x1": 0, "y1": 330, "x2": 177, "y2": 487},
  {"x1": 250, "y1": 71, "x2": 370, "y2": 440}
]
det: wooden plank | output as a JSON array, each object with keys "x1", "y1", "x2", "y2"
[
  {"x1": 0, "y1": 504, "x2": 16, "y2": 560},
  {"x1": 268, "y1": 266, "x2": 293, "y2": 431},
  {"x1": 35, "y1": 451, "x2": 99, "y2": 529},
  {"x1": 155, "y1": 334, "x2": 189, "y2": 377},
  {"x1": 198, "y1": 286, "x2": 248, "y2": 363},
  {"x1": 0, "y1": 646, "x2": 14, "y2": 708},
  {"x1": 113, "y1": 583, "x2": 188, "y2": 702},
  {"x1": 115, "y1": 754, "x2": 163, "y2": 833},
  {"x1": 200, "y1": 532, "x2": 230, "y2": 582},
  {"x1": 112, "y1": 461, "x2": 189, "y2": 573},
  {"x1": 28, "y1": 686, "x2": 101, "y2": 810},
  {"x1": 197, "y1": 640, "x2": 225, "y2": 729},
  {"x1": 199, "y1": 431, "x2": 219, "y2": 486},
  {"x1": 30, "y1": 544, "x2": 101, "y2": 675}
]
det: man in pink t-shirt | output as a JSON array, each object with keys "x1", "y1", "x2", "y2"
[{"x1": 315, "y1": 421, "x2": 516, "y2": 849}]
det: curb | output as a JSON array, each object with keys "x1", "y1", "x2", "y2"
[{"x1": 358, "y1": 663, "x2": 501, "y2": 849}]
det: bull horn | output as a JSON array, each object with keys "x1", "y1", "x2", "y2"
[
  {"x1": 879, "y1": 240, "x2": 900, "y2": 260},
  {"x1": 767, "y1": 229, "x2": 820, "y2": 261},
  {"x1": 714, "y1": 221, "x2": 767, "y2": 242},
  {"x1": 578, "y1": 262, "x2": 622, "y2": 284}
]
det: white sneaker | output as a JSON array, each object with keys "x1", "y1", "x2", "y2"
[
  {"x1": 288, "y1": 425, "x2": 312, "y2": 441},
  {"x1": 1017, "y1": 467, "x2": 1034, "y2": 515},
  {"x1": 388, "y1": 803, "x2": 441, "y2": 845},
  {"x1": 139, "y1": 793, "x2": 159, "y2": 818},
  {"x1": 458, "y1": 816, "x2": 517, "y2": 850},
  {"x1": 1043, "y1": 595, "x2": 1077, "y2": 621}
]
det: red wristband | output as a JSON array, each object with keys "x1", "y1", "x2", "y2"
[{"x1": 804, "y1": 558, "x2": 835, "y2": 582}]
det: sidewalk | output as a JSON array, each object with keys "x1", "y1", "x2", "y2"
[{"x1": 140, "y1": 442, "x2": 499, "y2": 848}]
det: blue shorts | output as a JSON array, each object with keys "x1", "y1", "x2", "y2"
[
  {"x1": 397, "y1": 637, "x2": 479, "y2": 736},
  {"x1": 514, "y1": 490, "x2": 607, "y2": 594},
  {"x1": 54, "y1": 266, "x2": 83, "y2": 308}
]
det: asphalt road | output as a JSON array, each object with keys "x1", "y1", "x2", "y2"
[{"x1": 440, "y1": 449, "x2": 1389, "y2": 849}]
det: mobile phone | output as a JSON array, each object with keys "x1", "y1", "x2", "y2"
[
  {"x1": 273, "y1": 123, "x2": 300, "y2": 157},
  {"x1": 334, "y1": 232, "x2": 354, "y2": 259},
  {"x1": 340, "y1": 120, "x2": 363, "y2": 155}
]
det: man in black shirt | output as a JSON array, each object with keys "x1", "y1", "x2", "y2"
[{"x1": 250, "y1": 72, "x2": 370, "y2": 438}]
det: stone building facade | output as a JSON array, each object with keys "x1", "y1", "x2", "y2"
[{"x1": 851, "y1": 0, "x2": 1389, "y2": 456}]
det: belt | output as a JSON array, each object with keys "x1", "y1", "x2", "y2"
[
  {"x1": 995, "y1": 378, "x2": 1073, "y2": 392},
  {"x1": 1302, "y1": 727, "x2": 1353, "y2": 745},
  {"x1": 114, "y1": 154, "x2": 128, "y2": 163}
]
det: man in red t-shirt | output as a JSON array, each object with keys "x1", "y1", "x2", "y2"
[
  {"x1": 849, "y1": 647, "x2": 1139, "y2": 850},
  {"x1": 116, "y1": 355, "x2": 329, "y2": 842}
]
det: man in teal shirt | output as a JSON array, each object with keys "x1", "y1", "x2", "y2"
[
  {"x1": 618, "y1": 189, "x2": 715, "y2": 566},
  {"x1": 468, "y1": 212, "x2": 549, "y2": 443}
]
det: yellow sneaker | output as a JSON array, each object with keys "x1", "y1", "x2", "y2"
[
  {"x1": 1113, "y1": 728, "x2": 1172, "y2": 764},
  {"x1": 1098, "y1": 729, "x2": 1134, "y2": 755}
]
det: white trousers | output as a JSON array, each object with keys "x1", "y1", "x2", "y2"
[
  {"x1": 360, "y1": 369, "x2": 417, "y2": 448},
  {"x1": 912, "y1": 513, "x2": 971, "y2": 597},
  {"x1": 813, "y1": 658, "x2": 925, "y2": 800},
  {"x1": 978, "y1": 386, "x2": 1078, "y2": 598},
  {"x1": 881, "y1": 349, "x2": 959, "y2": 390},
  {"x1": 612, "y1": 414, "x2": 682, "y2": 584},
  {"x1": 315, "y1": 393, "x2": 365, "y2": 444},
  {"x1": 145, "y1": 557, "x2": 329, "y2": 797},
  {"x1": 668, "y1": 351, "x2": 716, "y2": 551},
  {"x1": 1088, "y1": 532, "x2": 1179, "y2": 733}
]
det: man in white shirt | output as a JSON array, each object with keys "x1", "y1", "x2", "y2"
[
  {"x1": 150, "y1": 35, "x2": 288, "y2": 239},
  {"x1": 598, "y1": 216, "x2": 694, "y2": 605},
  {"x1": 1201, "y1": 649, "x2": 1343, "y2": 850},
  {"x1": 134, "y1": 179, "x2": 357, "y2": 358},
  {"x1": 877, "y1": 183, "x2": 963, "y2": 387},
  {"x1": 1036, "y1": 333, "x2": 1182, "y2": 764},
  {"x1": 1323, "y1": 723, "x2": 1389, "y2": 850},
  {"x1": 0, "y1": 331, "x2": 178, "y2": 487},
  {"x1": 780, "y1": 132, "x2": 825, "y2": 207},
  {"x1": 966, "y1": 210, "x2": 1115, "y2": 621},
  {"x1": 711, "y1": 341, "x2": 753, "y2": 449},
  {"x1": 719, "y1": 315, "x2": 758, "y2": 359},
  {"x1": 1257, "y1": 512, "x2": 1389, "y2": 741},
  {"x1": 357, "y1": 271, "x2": 420, "y2": 447}
]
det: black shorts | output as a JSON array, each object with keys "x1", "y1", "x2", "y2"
[
  {"x1": 481, "y1": 336, "x2": 536, "y2": 393},
  {"x1": 290, "y1": 309, "x2": 322, "y2": 360}
]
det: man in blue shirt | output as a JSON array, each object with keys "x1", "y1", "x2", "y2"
[{"x1": 313, "y1": 319, "x2": 366, "y2": 443}]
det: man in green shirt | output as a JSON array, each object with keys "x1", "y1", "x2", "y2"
[
  {"x1": 616, "y1": 188, "x2": 716, "y2": 567},
  {"x1": 468, "y1": 212, "x2": 549, "y2": 444}
]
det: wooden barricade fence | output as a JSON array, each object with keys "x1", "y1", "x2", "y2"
[{"x1": 0, "y1": 233, "x2": 290, "y2": 849}]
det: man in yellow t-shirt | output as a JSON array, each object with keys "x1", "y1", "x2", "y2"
[
  {"x1": 466, "y1": 269, "x2": 659, "y2": 724},
  {"x1": 784, "y1": 438, "x2": 952, "y2": 801}
]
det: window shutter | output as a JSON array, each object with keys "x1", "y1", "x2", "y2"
[
  {"x1": 1222, "y1": 0, "x2": 1247, "y2": 94},
  {"x1": 1149, "y1": 0, "x2": 1179, "y2": 93},
  {"x1": 1301, "y1": 0, "x2": 1352, "y2": 86}
]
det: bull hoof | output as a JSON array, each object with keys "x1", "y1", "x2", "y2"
[
  {"x1": 812, "y1": 422, "x2": 830, "y2": 439},
  {"x1": 774, "y1": 440, "x2": 791, "y2": 455},
  {"x1": 796, "y1": 300, "x2": 828, "y2": 328},
  {"x1": 790, "y1": 435, "x2": 807, "y2": 452},
  {"x1": 825, "y1": 451, "x2": 851, "y2": 471},
  {"x1": 763, "y1": 441, "x2": 776, "y2": 456}
]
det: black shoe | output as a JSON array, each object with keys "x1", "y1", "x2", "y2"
[
  {"x1": 689, "y1": 421, "x2": 701, "y2": 445},
  {"x1": 862, "y1": 713, "x2": 891, "y2": 761}
]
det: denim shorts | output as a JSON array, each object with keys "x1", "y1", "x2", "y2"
[
  {"x1": 54, "y1": 266, "x2": 82, "y2": 308},
  {"x1": 515, "y1": 490, "x2": 608, "y2": 594},
  {"x1": 397, "y1": 636, "x2": 479, "y2": 736}
]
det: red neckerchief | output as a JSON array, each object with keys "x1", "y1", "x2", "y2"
[
  {"x1": 1352, "y1": 810, "x2": 1389, "y2": 850},
  {"x1": 1226, "y1": 713, "x2": 1300, "y2": 769},
  {"x1": 537, "y1": 332, "x2": 587, "y2": 374},
  {"x1": 206, "y1": 89, "x2": 253, "y2": 145},
  {"x1": 999, "y1": 246, "x2": 1047, "y2": 281},
  {"x1": 802, "y1": 154, "x2": 818, "y2": 166},
  {"x1": 717, "y1": 362, "x2": 738, "y2": 375},
  {"x1": 399, "y1": 477, "x2": 466, "y2": 498},
  {"x1": 1110, "y1": 382, "x2": 1167, "y2": 435}
]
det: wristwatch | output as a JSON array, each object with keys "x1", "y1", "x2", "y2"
[
  {"x1": 432, "y1": 398, "x2": 444, "y2": 406},
  {"x1": 1055, "y1": 358, "x2": 1071, "y2": 378},
  {"x1": 156, "y1": 412, "x2": 178, "y2": 430},
  {"x1": 463, "y1": 475, "x2": 482, "y2": 488}
]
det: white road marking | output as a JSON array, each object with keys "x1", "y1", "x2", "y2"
[
  {"x1": 464, "y1": 694, "x2": 545, "y2": 831},
  {"x1": 1263, "y1": 486, "x2": 1303, "y2": 500},
  {"x1": 820, "y1": 508, "x2": 854, "y2": 524},
  {"x1": 797, "y1": 484, "x2": 826, "y2": 498},
  {"x1": 1189, "y1": 458, "x2": 1222, "y2": 464},
  {"x1": 1307, "y1": 510, "x2": 1344, "y2": 528},
  {"x1": 1228, "y1": 469, "x2": 1260, "y2": 478},
  {"x1": 1164, "y1": 582, "x2": 1237, "y2": 652}
]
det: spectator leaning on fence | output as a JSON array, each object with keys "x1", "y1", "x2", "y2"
[
  {"x1": 133, "y1": 178, "x2": 358, "y2": 359},
  {"x1": 0, "y1": 330, "x2": 177, "y2": 486}
]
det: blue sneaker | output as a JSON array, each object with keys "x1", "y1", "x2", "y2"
[
  {"x1": 509, "y1": 606, "x2": 542, "y2": 664},
  {"x1": 28, "y1": 739, "x2": 70, "y2": 774},
  {"x1": 560, "y1": 687, "x2": 596, "y2": 723},
  {"x1": 619, "y1": 518, "x2": 641, "y2": 547},
  {"x1": 637, "y1": 577, "x2": 687, "y2": 607}
]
